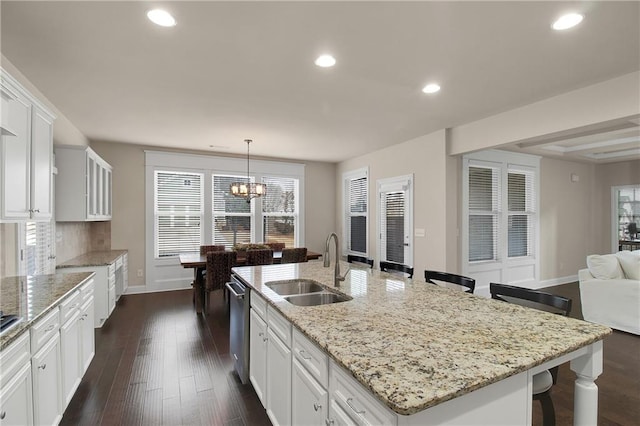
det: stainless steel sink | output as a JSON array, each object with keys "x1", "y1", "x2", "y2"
[
  {"x1": 284, "y1": 292, "x2": 352, "y2": 306},
  {"x1": 265, "y1": 279, "x2": 326, "y2": 295}
]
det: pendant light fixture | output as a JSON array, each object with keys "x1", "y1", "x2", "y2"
[{"x1": 230, "y1": 139, "x2": 266, "y2": 202}]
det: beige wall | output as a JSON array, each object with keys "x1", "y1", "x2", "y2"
[
  {"x1": 90, "y1": 140, "x2": 336, "y2": 289},
  {"x1": 594, "y1": 160, "x2": 640, "y2": 254},
  {"x1": 337, "y1": 130, "x2": 450, "y2": 274}
]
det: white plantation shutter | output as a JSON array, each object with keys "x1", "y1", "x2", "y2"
[
  {"x1": 155, "y1": 171, "x2": 203, "y2": 257},
  {"x1": 344, "y1": 170, "x2": 368, "y2": 255},
  {"x1": 508, "y1": 168, "x2": 535, "y2": 258},
  {"x1": 212, "y1": 174, "x2": 252, "y2": 249},
  {"x1": 262, "y1": 176, "x2": 298, "y2": 247},
  {"x1": 468, "y1": 166, "x2": 500, "y2": 262},
  {"x1": 381, "y1": 191, "x2": 405, "y2": 263}
]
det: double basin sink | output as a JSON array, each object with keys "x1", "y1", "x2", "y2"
[{"x1": 265, "y1": 279, "x2": 352, "y2": 306}]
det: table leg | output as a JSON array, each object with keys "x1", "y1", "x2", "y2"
[
  {"x1": 570, "y1": 340, "x2": 603, "y2": 426},
  {"x1": 194, "y1": 267, "x2": 204, "y2": 314}
]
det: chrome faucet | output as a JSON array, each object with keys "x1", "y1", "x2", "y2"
[{"x1": 324, "y1": 232, "x2": 349, "y2": 287}]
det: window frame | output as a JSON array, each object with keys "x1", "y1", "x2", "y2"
[{"x1": 343, "y1": 168, "x2": 369, "y2": 256}]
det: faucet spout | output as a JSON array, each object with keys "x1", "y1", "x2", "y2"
[{"x1": 323, "y1": 232, "x2": 348, "y2": 287}]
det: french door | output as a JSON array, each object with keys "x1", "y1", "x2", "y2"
[{"x1": 377, "y1": 175, "x2": 413, "y2": 266}]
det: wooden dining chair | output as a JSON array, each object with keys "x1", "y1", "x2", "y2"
[
  {"x1": 347, "y1": 255, "x2": 374, "y2": 268},
  {"x1": 281, "y1": 247, "x2": 307, "y2": 264},
  {"x1": 489, "y1": 282, "x2": 572, "y2": 426},
  {"x1": 246, "y1": 249, "x2": 274, "y2": 265},
  {"x1": 424, "y1": 270, "x2": 476, "y2": 294},
  {"x1": 265, "y1": 242, "x2": 285, "y2": 252},
  {"x1": 200, "y1": 244, "x2": 225, "y2": 255},
  {"x1": 205, "y1": 251, "x2": 237, "y2": 312},
  {"x1": 380, "y1": 261, "x2": 414, "y2": 278}
]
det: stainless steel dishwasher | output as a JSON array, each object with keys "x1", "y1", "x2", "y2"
[{"x1": 226, "y1": 274, "x2": 249, "y2": 384}]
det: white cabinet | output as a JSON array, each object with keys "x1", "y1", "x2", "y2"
[
  {"x1": 292, "y1": 358, "x2": 328, "y2": 426},
  {"x1": 266, "y1": 326, "x2": 291, "y2": 426},
  {"x1": 79, "y1": 280, "x2": 95, "y2": 373},
  {"x1": 0, "y1": 333, "x2": 33, "y2": 426},
  {"x1": 31, "y1": 333, "x2": 62, "y2": 426},
  {"x1": 60, "y1": 308, "x2": 81, "y2": 408},
  {"x1": 0, "y1": 70, "x2": 54, "y2": 222},
  {"x1": 249, "y1": 308, "x2": 267, "y2": 407},
  {"x1": 54, "y1": 146, "x2": 112, "y2": 222}
]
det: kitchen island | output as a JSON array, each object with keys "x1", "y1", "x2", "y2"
[{"x1": 232, "y1": 261, "x2": 611, "y2": 425}]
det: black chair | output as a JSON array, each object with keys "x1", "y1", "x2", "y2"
[
  {"x1": 347, "y1": 255, "x2": 374, "y2": 268},
  {"x1": 424, "y1": 270, "x2": 475, "y2": 294},
  {"x1": 379, "y1": 261, "x2": 414, "y2": 278},
  {"x1": 489, "y1": 282, "x2": 572, "y2": 426}
]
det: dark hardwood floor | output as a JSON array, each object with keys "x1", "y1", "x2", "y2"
[{"x1": 62, "y1": 283, "x2": 639, "y2": 426}]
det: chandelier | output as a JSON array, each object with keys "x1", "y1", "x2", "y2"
[{"x1": 230, "y1": 139, "x2": 266, "y2": 202}]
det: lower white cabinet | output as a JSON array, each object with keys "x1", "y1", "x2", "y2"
[
  {"x1": 60, "y1": 309, "x2": 81, "y2": 408},
  {"x1": 79, "y1": 296, "x2": 95, "y2": 373},
  {"x1": 31, "y1": 333, "x2": 62, "y2": 426},
  {"x1": 249, "y1": 308, "x2": 268, "y2": 407},
  {"x1": 0, "y1": 334, "x2": 33, "y2": 426},
  {"x1": 266, "y1": 327, "x2": 291, "y2": 426},
  {"x1": 292, "y1": 358, "x2": 328, "y2": 426},
  {"x1": 329, "y1": 399, "x2": 358, "y2": 426}
]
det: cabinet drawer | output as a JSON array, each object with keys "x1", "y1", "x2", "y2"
[
  {"x1": 80, "y1": 278, "x2": 94, "y2": 302},
  {"x1": 293, "y1": 328, "x2": 329, "y2": 388},
  {"x1": 250, "y1": 291, "x2": 267, "y2": 320},
  {"x1": 267, "y1": 307, "x2": 291, "y2": 349},
  {"x1": 59, "y1": 290, "x2": 81, "y2": 325},
  {"x1": 0, "y1": 332, "x2": 30, "y2": 388},
  {"x1": 330, "y1": 362, "x2": 397, "y2": 426},
  {"x1": 30, "y1": 308, "x2": 60, "y2": 354}
]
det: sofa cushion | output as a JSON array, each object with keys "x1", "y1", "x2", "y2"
[
  {"x1": 586, "y1": 254, "x2": 624, "y2": 280},
  {"x1": 615, "y1": 251, "x2": 640, "y2": 280}
]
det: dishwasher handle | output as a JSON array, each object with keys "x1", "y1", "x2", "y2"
[{"x1": 225, "y1": 281, "x2": 245, "y2": 300}]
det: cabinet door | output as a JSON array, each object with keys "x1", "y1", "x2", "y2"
[
  {"x1": 266, "y1": 328, "x2": 291, "y2": 426},
  {"x1": 30, "y1": 106, "x2": 53, "y2": 220},
  {"x1": 0, "y1": 362, "x2": 33, "y2": 426},
  {"x1": 32, "y1": 334, "x2": 62, "y2": 426},
  {"x1": 328, "y1": 399, "x2": 358, "y2": 426},
  {"x1": 60, "y1": 312, "x2": 81, "y2": 408},
  {"x1": 86, "y1": 155, "x2": 96, "y2": 218},
  {"x1": 105, "y1": 169, "x2": 112, "y2": 217},
  {"x1": 1, "y1": 84, "x2": 31, "y2": 221},
  {"x1": 80, "y1": 297, "x2": 95, "y2": 374},
  {"x1": 292, "y1": 358, "x2": 328, "y2": 426},
  {"x1": 249, "y1": 309, "x2": 267, "y2": 407}
]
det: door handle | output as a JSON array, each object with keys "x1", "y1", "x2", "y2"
[{"x1": 225, "y1": 282, "x2": 245, "y2": 299}]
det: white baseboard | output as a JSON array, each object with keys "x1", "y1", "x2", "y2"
[
  {"x1": 536, "y1": 275, "x2": 578, "y2": 289},
  {"x1": 125, "y1": 284, "x2": 192, "y2": 295}
]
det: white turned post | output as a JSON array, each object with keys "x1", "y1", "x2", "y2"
[{"x1": 570, "y1": 340, "x2": 603, "y2": 426}]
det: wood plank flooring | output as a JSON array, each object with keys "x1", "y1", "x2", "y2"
[{"x1": 61, "y1": 283, "x2": 639, "y2": 426}]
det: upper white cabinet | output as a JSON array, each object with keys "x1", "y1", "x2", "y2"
[
  {"x1": 0, "y1": 69, "x2": 55, "y2": 222},
  {"x1": 55, "y1": 146, "x2": 112, "y2": 221}
]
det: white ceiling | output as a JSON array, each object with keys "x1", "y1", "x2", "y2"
[{"x1": 1, "y1": 1, "x2": 639, "y2": 163}]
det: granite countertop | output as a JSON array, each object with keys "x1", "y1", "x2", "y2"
[
  {"x1": 0, "y1": 272, "x2": 94, "y2": 350},
  {"x1": 56, "y1": 249, "x2": 127, "y2": 268},
  {"x1": 232, "y1": 261, "x2": 612, "y2": 416}
]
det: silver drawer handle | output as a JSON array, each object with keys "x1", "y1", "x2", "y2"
[
  {"x1": 346, "y1": 398, "x2": 365, "y2": 415},
  {"x1": 299, "y1": 350, "x2": 312, "y2": 360},
  {"x1": 44, "y1": 324, "x2": 55, "y2": 332},
  {"x1": 258, "y1": 332, "x2": 264, "y2": 337},
  {"x1": 262, "y1": 337, "x2": 268, "y2": 342},
  {"x1": 38, "y1": 363, "x2": 46, "y2": 370},
  {"x1": 324, "y1": 419, "x2": 334, "y2": 426},
  {"x1": 1, "y1": 411, "x2": 6, "y2": 420},
  {"x1": 313, "y1": 402, "x2": 322, "y2": 412}
]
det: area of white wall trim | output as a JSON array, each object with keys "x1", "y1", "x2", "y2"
[{"x1": 537, "y1": 275, "x2": 579, "y2": 289}]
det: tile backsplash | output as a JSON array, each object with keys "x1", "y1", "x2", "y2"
[{"x1": 56, "y1": 221, "x2": 111, "y2": 265}]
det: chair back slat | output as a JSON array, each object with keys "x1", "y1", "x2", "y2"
[
  {"x1": 424, "y1": 270, "x2": 476, "y2": 293},
  {"x1": 380, "y1": 261, "x2": 414, "y2": 278},
  {"x1": 489, "y1": 283, "x2": 572, "y2": 316},
  {"x1": 246, "y1": 249, "x2": 274, "y2": 266},
  {"x1": 281, "y1": 248, "x2": 307, "y2": 264},
  {"x1": 347, "y1": 255, "x2": 374, "y2": 268},
  {"x1": 200, "y1": 245, "x2": 225, "y2": 255}
]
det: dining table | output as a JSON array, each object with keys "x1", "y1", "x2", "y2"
[{"x1": 179, "y1": 249, "x2": 322, "y2": 314}]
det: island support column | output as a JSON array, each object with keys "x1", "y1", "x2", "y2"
[{"x1": 570, "y1": 340, "x2": 603, "y2": 426}]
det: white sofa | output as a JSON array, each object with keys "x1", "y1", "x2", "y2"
[{"x1": 578, "y1": 251, "x2": 640, "y2": 335}]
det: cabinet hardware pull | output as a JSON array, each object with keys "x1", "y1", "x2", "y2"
[
  {"x1": 346, "y1": 398, "x2": 365, "y2": 415},
  {"x1": 38, "y1": 364, "x2": 46, "y2": 370},
  {"x1": 324, "y1": 419, "x2": 334, "y2": 426},
  {"x1": 258, "y1": 332, "x2": 264, "y2": 337},
  {"x1": 299, "y1": 350, "x2": 312, "y2": 360},
  {"x1": 44, "y1": 324, "x2": 55, "y2": 332},
  {"x1": 34, "y1": 209, "x2": 40, "y2": 213},
  {"x1": 313, "y1": 402, "x2": 322, "y2": 412},
  {"x1": 0, "y1": 411, "x2": 6, "y2": 420},
  {"x1": 79, "y1": 317, "x2": 85, "y2": 321},
  {"x1": 262, "y1": 337, "x2": 268, "y2": 342}
]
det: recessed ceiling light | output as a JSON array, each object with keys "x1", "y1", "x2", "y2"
[
  {"x1": 147, "y1": 9, "x2": 176, "y2": 27},
  {"x1": 315, "y1": 55, "x2": 336, "y2": 68},
  {"x1": 552, "y1": 13, "x2": 583, "y2": 30},
  {"x1": 422, "y1": 83, "x2": 441, "y2": 94}
]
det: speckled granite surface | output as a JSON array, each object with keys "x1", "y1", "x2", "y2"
[
  {"x1": 0, "y1": 272, "x2": 94, "y2": 350},
  {"x1": 56, "y1": 250, "x2": 127, "y2": 268},
  {"x1": 232, "y1": 261, "x2": 612, "y2": 416}
]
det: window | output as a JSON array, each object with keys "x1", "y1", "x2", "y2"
[
  {"x1": 468, "y1": 166, "x2": 499, "y2": 262},
  {"x1": 377, "y1": 174, "x2": 413, "y2": 266},
  {"x1": 154, "y1": 171, "x2": 203, "y2": 258},
  {"x1": 22, "y1": 221, "x2": 54, "y2": 275},
  {"x1": 212, "y1": 174, "x2": 252, "y2": 249},
  {"x1": 344, "y1": 169, "x2": 368, "y2": 255},
  {"x1": 507, "y1": 168, "x2": 535, "y2": 258},
  {"x1": 262, "y1": 176, "x2": 298, "y2": 247},
  {"x1": 614, "y1": 185, "x2": 640, "y2": 250}
]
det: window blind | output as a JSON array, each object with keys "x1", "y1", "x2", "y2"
[
  {"x1": 468, "y1": 166, "x2": 499, "y2": 262},
  {"x1": 212, "y1": 174, "x2": 252, "y2": 249},
  {"x1": 25, "y1": 221, "x2": 54, "y2": 275},
  {"x1": 617, "y1": 187, "x2": 640, "y2": 239},
  {"x1": 262, "y1": 176, "x2": 298, "y2": 247},
  {"x1": 507, "y1": 169, "x2": 535, "y2": 258},
  {"x1": 155, "y1": 171, "x2": 203, "y2": 257},
  {"x1": 346, "y1": 175, "x2": 367, "y2": 254},
  {"x1": 381, "y1": 191, "x2": 405, "y2": 263}
]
